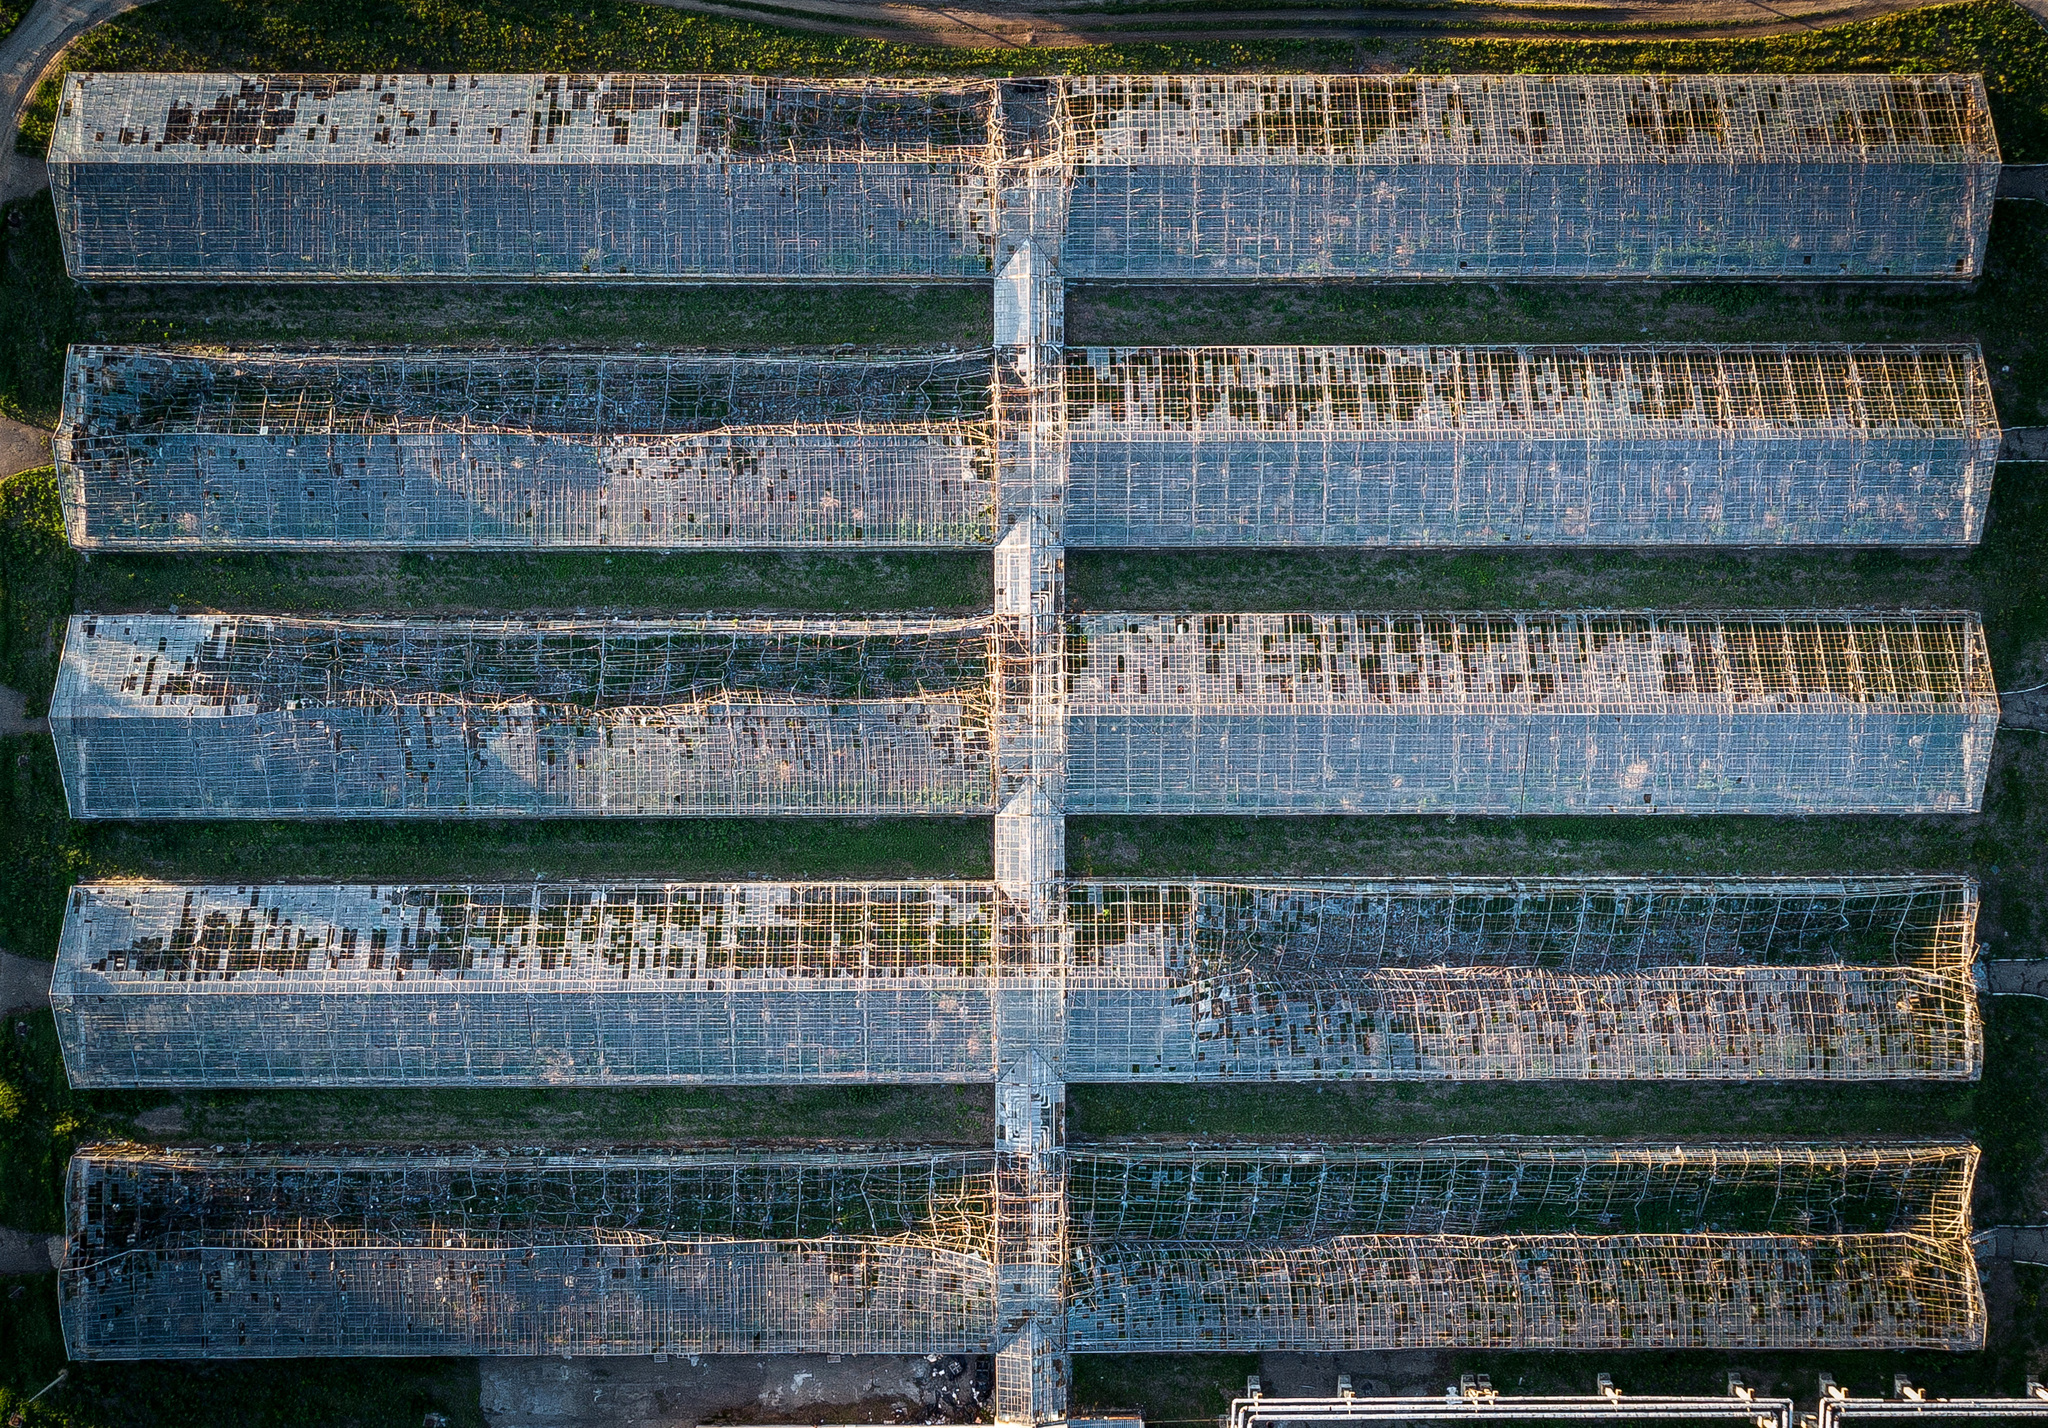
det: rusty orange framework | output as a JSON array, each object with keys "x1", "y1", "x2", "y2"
[{"x1": 59, "y1": 1141, "x2": 1985, "y2": 1359}]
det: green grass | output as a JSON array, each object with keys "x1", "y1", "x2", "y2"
[
  {"x1": 0, "y1": 468, "x2": 72, "y2": 710},
  {"x1": 79, "y1": 546, "x2": 994, "y2": 620},
  {"x1": 0, "y1": 1015, "x2": 146, "y2": 1234},
  {"x1": 0, "y1": 196, "x2": 79, "y2": 430},
  {"x1": 174, "y1": 1080, "x2": 996, "y2": 1147}
]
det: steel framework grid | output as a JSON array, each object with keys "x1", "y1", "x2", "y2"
[
  {"x1": 50, "y1": 875, "x2": 1982, "y2": 1088},
  {"x1": 56, "y1": 345, "x2": 998, "y2": 550},
  {"x1": 62, "y1": 1145, "x2": 1002, "y2": 1360},
  {"x1": 48, "y1": 73, "x2": 1010, "y2": 282},
  {"x1": 48, "y1": 73, "x2": 1999, "y2": 283},
  {"x1": 1060, "y1": 1141, "x2": 1983, "y2": 1352},
  {"x1": 1059, "y1": 344, "x2": 2001, "y2": 549},
  {"x1": 49, "y1": 612, "x2": 997, "y2": 819},
  {"x1": 59, "y1": 1140, "x2": 1985, "y2": 1360},
  {"x1": 1056, "y1": 74, "x2": 1999, "y2": 282},
  {"x1": 55, "y1": 341, "x2": 2003, "y2": 552},
  {"x1": 47, "y1": 610, "x2": 1999, "y2": 820},
  {"x1": 1063, "y1": 610, "x2": 1999, "y2": 815}
]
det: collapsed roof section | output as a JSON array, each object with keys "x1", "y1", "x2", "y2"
[
  {"x1": 52, "y1": 876, "x2": 1979, "y2": 1086},
  {"x1": 50, "y1": 614, "x2": 998, "y2": 818},
  {"x1": 47, "y1": 610, "x2": 1998, "y2": 821},
  {"x1": 60, "y1": 1140, "x2": 1983, "y2": 1359},
  {"x1": 58, "y1": 346, "x2": 998, "y2": 549},
  {"x1": 64, "y1": 1145, "x2": 1003, "y2": 1359}
]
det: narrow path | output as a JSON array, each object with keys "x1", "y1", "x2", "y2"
[
  {"x1": 1, "y1": 0, "x2": 150, "y2": 203},
  {"x1": 1986, "y1": 960, "x2": 2048, "y2": 999}
]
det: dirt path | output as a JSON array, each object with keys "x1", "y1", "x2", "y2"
[
  {"x1": 0, "y1": 414, "x2": 53, "y2": 476},
  {"x1": 644, "y1": 0, "x2": 2042, "y2": 47},
  {"x1": 1, "y1": 0, "x2": 153, "y2": 203}
]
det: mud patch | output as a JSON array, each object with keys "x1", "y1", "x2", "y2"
[
  {"x1": 0, "y1": 416, "x2": 52, "y2": 480},
  {"x1": 0, "y1": 1226, "x2": 63, "y2": 1275},
  {"x1": 1, "y1": 951, "x2": 53, "y2": 1011}
]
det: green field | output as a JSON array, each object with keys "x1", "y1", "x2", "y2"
[{"x1": 4, "y1": 0, "x2": 2048, "y2": 1422}]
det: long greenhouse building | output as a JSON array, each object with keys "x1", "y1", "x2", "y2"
[
  {"x1": 62, "y1": 1141, "x2": 1984, "y2": 1359},
  {"x1": 49, "y1": 72, "x2": 2000, "y2": 282},
  {"x1": 52, "y1": 875, "x2": 1980, "y2": 1086},
  {"x1": 58, "y1": 342, "x2": 2002, "y2": 550},
  {"x1": 48, "y1": 610, "x2": 1998, "y2": 819},
  {"x1": 50, "y1": 613, "x2": 998, "y2": 818},
  {"x1": 1062, "y1": 610, "x2": 1998, "y2": 815}
]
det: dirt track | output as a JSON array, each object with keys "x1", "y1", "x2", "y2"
[{"x1": 646, "y1": 0, "x2": 2047, "y2": 47}]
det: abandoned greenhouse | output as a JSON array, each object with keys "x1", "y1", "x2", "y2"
[
  {"x1": 47, "y1": 610, "x2": 1999, "y2": 819},
  {"x1": 63, "y1": 1146, "x2": 1004, "y2": 1359},
  {"x1": 53, "y1": 880, "x2": 1004, "y2": 1084},
  {"x1": 1064, "y1": 611, "x2": 2000, "y2": 815},
  {"x1": 1060, "y1": 874, "x2": 1982, "y2": 1081},
  {"x1": 56, "y1": 346, "x2": 999, "y2": 548},
  {"x1": 1057, "y1": 74, "x2": 1999, "y2": 281},
  {"x1": 56, "y1": 341, "x2": 2003, "y2": 551},
  {"x1": 53, "y1": 875, "x2": 1979, "y2": 1087},
  {"x1": 61, "y1": 1141, "x2": 1983, "y2": 1359},
  {"x1": 1062, "y1": 1142, "x2": 1983, "y2": 1351},
  {"x1": 1060, "y1": 344, "x2": 2002, "y2": 548},
  {"x1": 49, "y1": 73, "x2": 1999, "y2": 283},
  {"x1": 49, "y1": 613, "x2": 996, "y2": 818},
  {"x1": 48, "y1": 73, "x2": 1010, "y2": 281},
  {"x1": 37, "y1": 55, "x2": 2014, "y2": 1406}
]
